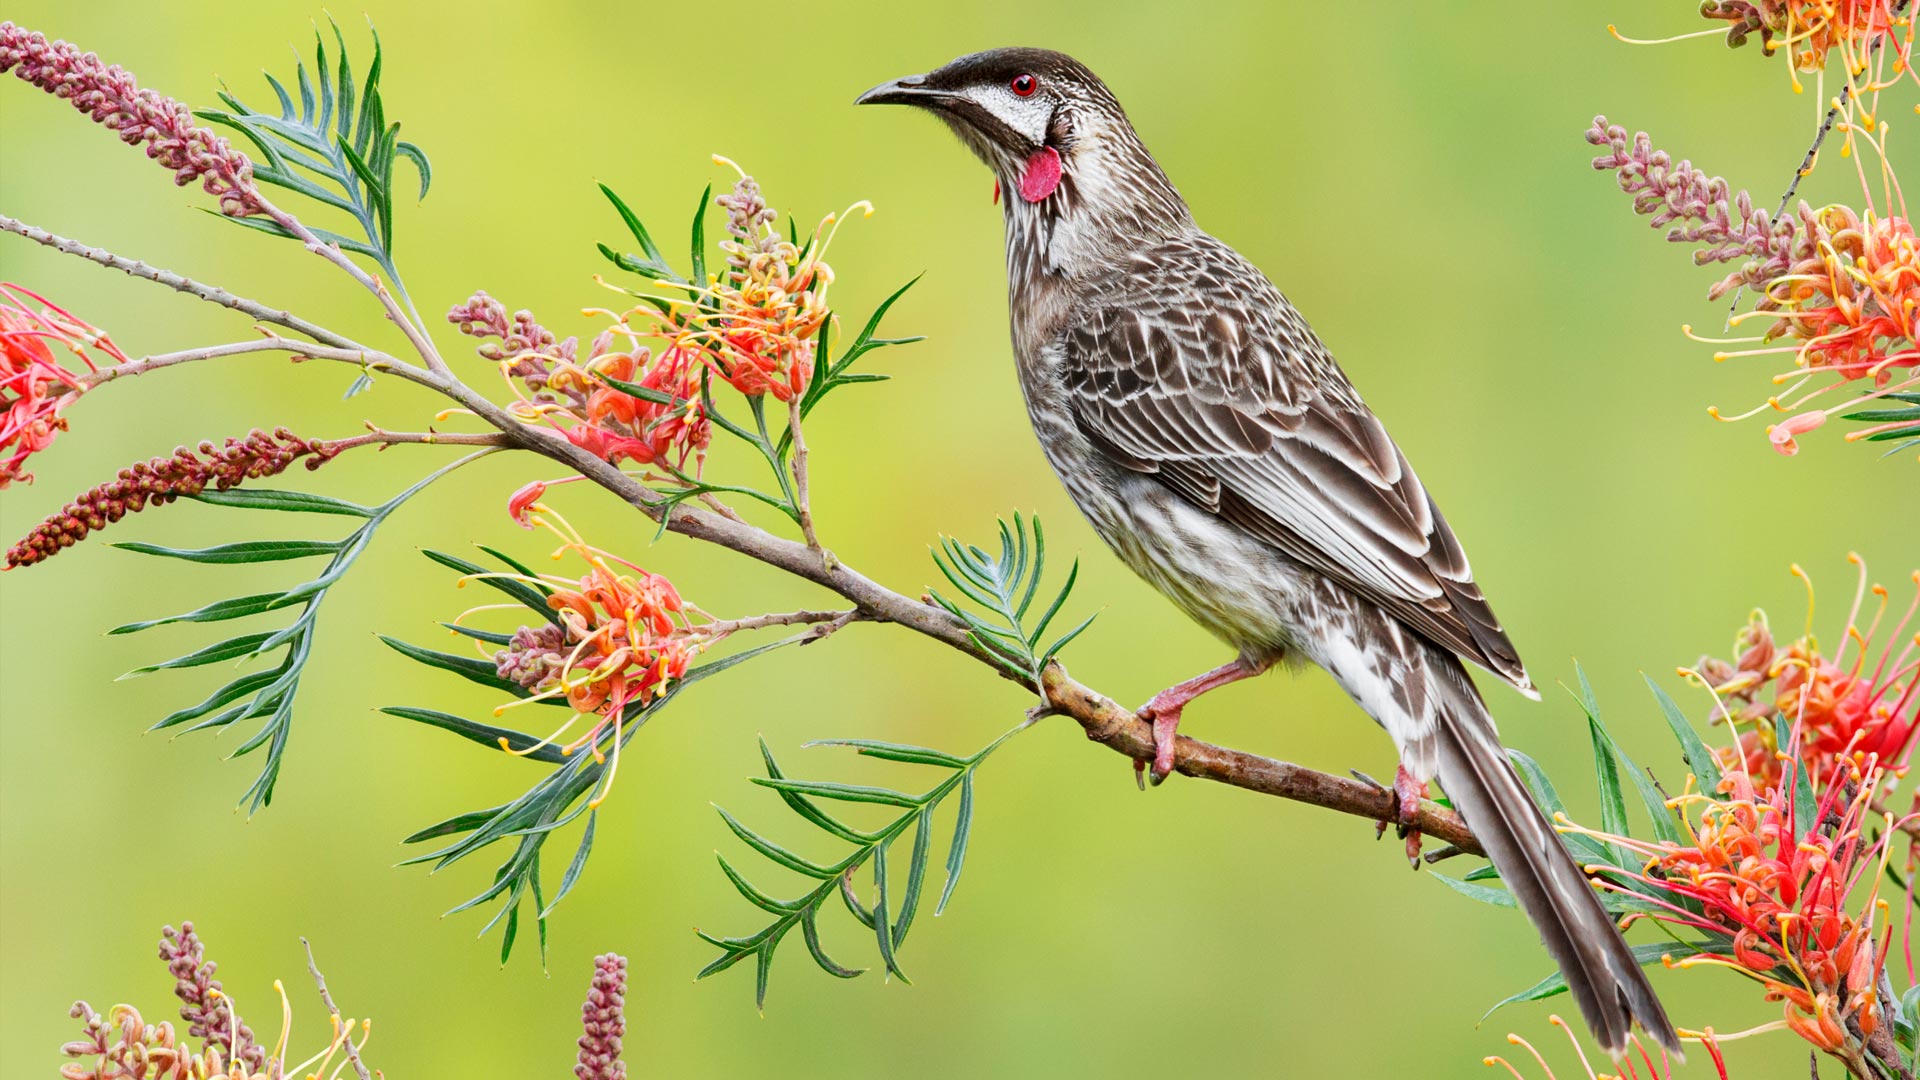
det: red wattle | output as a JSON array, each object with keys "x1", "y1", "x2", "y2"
[
  {"x1": 1019, "y1": 147, "x2": 1061, "y2": 203},
  {"x1": 992, "y1": 178, "x2": 1000, "y2": 205}
]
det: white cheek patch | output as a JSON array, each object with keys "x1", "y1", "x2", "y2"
[{"x1": 959, "y1": 85, "x2": 1052, "y2": 145}]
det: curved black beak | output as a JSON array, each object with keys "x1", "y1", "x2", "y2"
[{"x1": 854, "y1": 74, "x2": 949, "y2": 108}]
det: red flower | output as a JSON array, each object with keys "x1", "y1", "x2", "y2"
[
  {"x1": 633, "y1": 162, "x2": 862, "y2": 404},
  {"x1": 448, "y1": 294, "x2": 711, "y2": 475},
  {"x1": 1572, "y1": 559, "x2": 1920, "y2": 1069},
  {"x1": 473, "y1": 508, "x2": 708, "y2": 805},
  {"x1": 1693, "y1": 559, "x2": 1919, "y2": 795},
  {"x1": 1, "y1": 284, "x2": 127, "y2": 488}
]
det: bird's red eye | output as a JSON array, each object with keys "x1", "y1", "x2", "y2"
[{"x1": 1010, "y1": 74, "x2": 1037, "y2": 97}]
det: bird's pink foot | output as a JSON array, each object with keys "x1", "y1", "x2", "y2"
[
  {"x1": 1374, "y1": 764, "x2": 1429, "y2": 869},
  {"x1": 1129, "y1": 658, "x2": 1267, "y2": 789},
  {"x1": 1134, "y1": 695, "x2": 1185, "y2": 787}
]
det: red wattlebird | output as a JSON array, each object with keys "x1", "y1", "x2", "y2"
[{"x1": 857, "y1": 48, "x2": 1679, "y2": 1057}]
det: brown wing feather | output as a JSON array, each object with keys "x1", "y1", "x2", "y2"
[{"x1": 1063, "y1": 235, "x2": 1534, "y2": 695}]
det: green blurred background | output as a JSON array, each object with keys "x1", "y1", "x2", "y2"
[{"x1": 2, "y1": 2, "x2": 1910, "y2": 1076}]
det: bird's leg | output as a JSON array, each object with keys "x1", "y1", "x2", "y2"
[
  {"x1": 1134, "y1": 657, "x2": 1266, "y2": 787},
  {"x1": 1374, "y1": 764, "x2": 1429, "y2": 869}
]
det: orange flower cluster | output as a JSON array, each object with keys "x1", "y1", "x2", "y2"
[
  {"x1": 448, "y1": 292, "x2": 711, "y2": 475},
  {"x1": 559, "y1": 340, "x2": 710, "y2": 470},
  {"x1": 1695, "y1": 0, "x2": 1915, "y2": 81},
  {"x1": 635, "y1": 161, "x2": 863, "y2": 403},
  {"x1": 1, "y1": 283, "x2": 126, "y2": 487},
  {"x1": 1751, "y1": 209, "x2": 1919, "y2": 455},
  {"x1": 1588, "y1": 759, "x2": 1906, "y2": 1060},
  {"x1": 1690, "y1": 561, "x2": 1919, "y2": 793},
  {"x1": 479, "y1": 507, "x2": 704, "y2": 801}
]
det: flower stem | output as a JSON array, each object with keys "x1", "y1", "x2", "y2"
[{"x1": 787, "y1": 395, "x2": 828, "y2": 562}]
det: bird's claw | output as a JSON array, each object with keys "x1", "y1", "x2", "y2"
[
  {"x1": 1374, "y1": 764, "x2": 1429, "y2": 870},
  {"x1": 1133, "y1": 699, "x2": 1182, "y2": 788}
]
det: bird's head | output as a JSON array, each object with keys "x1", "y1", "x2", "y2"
[{"x1": 856, "y1": 48, "x2": 1189, "y2": 245}]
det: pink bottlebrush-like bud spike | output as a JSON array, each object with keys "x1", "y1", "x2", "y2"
[
  {"x1": 0, "y1": 23, "x2": 261, "y2": 216},
  {"x1": 575, "y1": 953, "x2": 628, "y2": 1080}
]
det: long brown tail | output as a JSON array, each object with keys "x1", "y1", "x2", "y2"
[{"x1": 1429, "y1": 660, "x2": 1680, "y2": 1057}]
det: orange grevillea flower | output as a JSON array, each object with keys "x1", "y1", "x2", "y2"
[
  {"x1": 448, "y1": 291, "x2": 712, "y2": 476},
  {"x1": 1482, "y1": 1015, "x2": 1728, "y2": 1080},
  {"x1": 1568, "y1": 600, "x2": 1918, "y2": 1072},
  {"x1": 1686, "y1": 558, "x2": 1919, "y2": 794},
  {"x1": 1574, "y1": 755, "x2": 1911, "y2": 1065},
  {"x1": 1701, "y1": 0, "x2": 1913, "y2": 80},
  {"x1": 1, "y1": 283, "x2": 127, "y2": 488},
  {"x1": 631, "y1": 157, "x2": 867, "y2": 403},
  {"x1": 1748, "y1": 209, "x2": 1919, "y2": 454},
  {"x1": 463, "y1": 505, "x2": 719, "y2": 807},
  {"x1": 1588, "y1": 116, "x2": 1919, "y2": 456},
  {"x1": 1617, "y1": 1, "x2": 1917, "y2": 98}
]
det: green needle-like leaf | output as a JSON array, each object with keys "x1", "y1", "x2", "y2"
[{"x1": 1645, "y1": 675, "x2": 1724, "y2": 794}]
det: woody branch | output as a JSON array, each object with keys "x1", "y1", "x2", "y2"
[{"x1": 8, "y1": 214, "x2": 1483, "y2": 859}]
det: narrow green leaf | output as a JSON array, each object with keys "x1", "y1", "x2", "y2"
[
  {"x1": 112, "y1": 539, "x2": 341, "y2": 564},
  {"x1": 715, "y1": 854, "x2": 796, "y2": 915},
  {"x1": 1645, "y1": 676, "x2": 1724, "y2": 794},
  {"x1": 758, "y1": 739, "x2": 868, "y2": 845},
  {"x1": 805, "y1": 739, "x2": 966, "y2": 768},
  {"x1": 870, "y1": 842, "x2": 909, "y2": 983},
  {"x1": 121, "y1": 632, "x2": 276, "y2": 677},
  {"x1": 1042, "y1": 613, "x2": 1098, "y2": 666},
  {"x1": 1574, "y1": 666, "x2": 1682, "y2": 844},
  {"x1": 936, "y1": 772, "x2": 975, "y2": 915},
  {"x1": 540, "y1": 810, "x2": 596, "y2": 917},
  {"x1": 891, "y1": 807, "x2": 934, "y2": 947},
  {"x1": 1586, "y1": 712, "x2": 1633, "y2": 866},
  {"x1": 338, "y1": 133, "x2": 385, "y2": 201},
  {"x1": 1432, "y1": 872, "x2": 1516, "y2": 908},
  {"x1": 421, "y1": 550, "x2": 560, "y2": 625},
  {"x1": 377, "y1": 636, "x2": 533, "y2": 698},
  {"x1": 800, "y1": 909, "x2": 863, "y2": 979},
  {"x1": 1481, "y1": 942, "x2": 1678, "y2": 1020},
  {"x1": 379, "y1": 706, "x2": 565, "y2": 763},
  {"x1": 1777, "y1": 713, "x2": 1819, "y2": 837},
  {"x1": 716, "y1": 808, "x2": 836, "y2": 879},
  {"x1": 191, "y1": 488, "x2": 374, "y2": 517},
  {"x1": 111, "y1": 592, "x2": 294, "y2": 634},
  {"x1": 689, "y1": 183, "x2": 711, "y2": 287},
  {"x1": 403, "y1": 805, "x2": 507, "y2": 844},
  {"x1": 598, "y1": 182, "x2": 671, "y2": 274},
  {"x1": 443, "y1": 622, "x2": 514, "y2": 646},
  {"x1": 150, "y1": 667, "x2": 285, "y2": 730},
  {"x1": 750, "y1": 778, "x2": 920, "y2": 809}
]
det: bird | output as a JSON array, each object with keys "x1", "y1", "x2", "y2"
[{"x1": 855, "y1": 48, "x2": 1678, "y2": 1057}]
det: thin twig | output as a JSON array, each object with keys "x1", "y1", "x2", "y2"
[
  {"x1": 786, "y1": 395, "x2": 827, "y2": 560},
  {"x1": 301, "y1": 938, "x2": 373, "y2": 1080},
  {"x1": 76, "y1": 336, "x2": 410, "y2": 388},
  {"x1": 322, "y1": 426, "x2": 513, "y2": 453},
  {"x1": 256, "y1": 195, "x2": 451, "y2": 377},
  {"x1": 0, "y1": 214, "x2": 366, "y2": 352},
  {"x1": 700, "y1": 607, "x2": 860, "y2": 638}
]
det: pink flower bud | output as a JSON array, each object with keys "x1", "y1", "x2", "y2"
[{"x1": 1767, "y1": 410, "x2": 1826, "y2": 455}]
